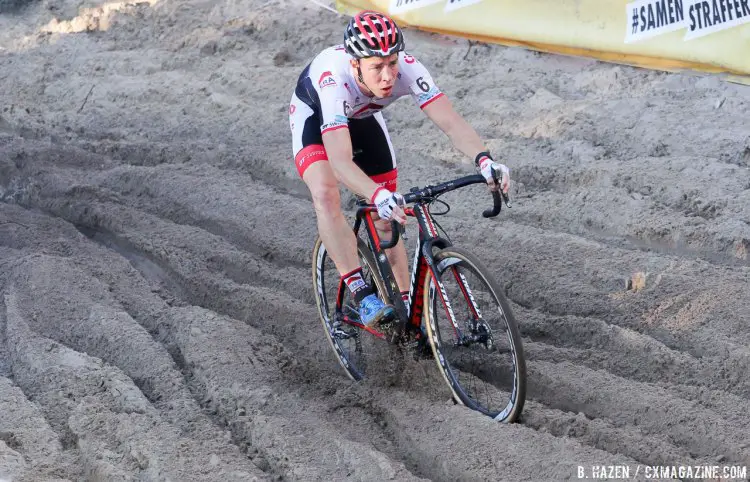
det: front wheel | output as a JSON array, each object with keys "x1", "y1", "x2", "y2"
[{"x1": 423, "y1": 247, "x2": 526, "y2": 422}]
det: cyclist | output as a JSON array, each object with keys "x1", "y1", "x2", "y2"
[{"x1": 289, "y1": 10, "x2": 510, "y2": 327}]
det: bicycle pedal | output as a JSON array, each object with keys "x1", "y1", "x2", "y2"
[
  {"x1": 332, "y1": 327, "x2": 356, "y2": 340},
  {"x1": 331, "y1": 320, "x2": 358, "y2": 339},
  {"x1": 373, "y1": 309, "x2": 402, "y2": 330}
]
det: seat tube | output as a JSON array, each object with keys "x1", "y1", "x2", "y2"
[{"x1": 362, "y1": 211, "x2": 406, "y2": 321}]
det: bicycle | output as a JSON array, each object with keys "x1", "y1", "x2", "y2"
[{"x1": 311, "y1": 173, "x2": 526, "y2": 422}]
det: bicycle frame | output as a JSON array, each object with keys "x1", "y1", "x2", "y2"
[
  {"x1": 317, "y1": 174, "x2": 525, "y2": 421},
  {"x1": 335, "y1": 174, "x2": 507, "y2": 343},
  {"x1": 354, "y1": 202, "x2": 449, "y2": 337}
]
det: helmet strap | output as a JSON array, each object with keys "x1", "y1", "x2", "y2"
[{"x1": 356, "y1": 60, "x2": 376, "y2": 98}]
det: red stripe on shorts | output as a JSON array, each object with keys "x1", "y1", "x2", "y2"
[
  {"x1": 370, "y1": 169, "x2": 398, "y2": 192},
  {"x1": 295, "y1": 144, "x2": 328, "y2": 178}
]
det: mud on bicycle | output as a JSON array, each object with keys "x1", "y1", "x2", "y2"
[{"x1": 312, "y1": 173, "x2": 526, "y2": 422}]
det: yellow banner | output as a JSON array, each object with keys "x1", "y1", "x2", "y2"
[{"x1": 337, "y1": 0, "x2": 750, "y2": 79}]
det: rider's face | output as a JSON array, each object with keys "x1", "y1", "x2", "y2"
[{"x1": 353, "y1": 54, "x2": 399, "y2": 98}]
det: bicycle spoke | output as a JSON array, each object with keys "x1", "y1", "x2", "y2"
[
  {"x1": 426, "y1": 248, "x2": 526, "y2": 422},
  {"x1": 314, "y1": 238, "x2": 396, "y2": 381}
]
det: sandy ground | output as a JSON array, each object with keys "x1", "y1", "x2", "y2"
[{"x1": 1, "y1": 0, "x2": 750, "y2": 480}]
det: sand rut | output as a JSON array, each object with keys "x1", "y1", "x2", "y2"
[{"x1": 1, "y1": 0, "x2": 749, "y2": 479}]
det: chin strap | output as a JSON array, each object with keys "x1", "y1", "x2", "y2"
[{"x1": 356, "y1": 60, "x2": 376, "y2": 97}]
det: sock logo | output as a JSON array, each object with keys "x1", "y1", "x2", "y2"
[{"x1": 348, "y1": 279, "x2": 365, "y2": 291}]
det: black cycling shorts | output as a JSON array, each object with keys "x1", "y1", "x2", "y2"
[{"x1": 289, "y1": 93, "x2": 397, "y2": 191}]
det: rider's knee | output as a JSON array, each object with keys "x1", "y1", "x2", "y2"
[
  {"x1": 309, "y1": 183, "x2": 341, "y2": 214},
  {"x1": 375, "y1": 218, "x2": 392, "y2": 232}
]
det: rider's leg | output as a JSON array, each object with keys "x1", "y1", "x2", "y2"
[
  {"x1": 290, "y1": 97, "x2": 394, "y2": 326},
  {"x1": 349, "y1": 113, "x2": 410, "y2": 291},
  {"x1": 302, "y1": 157, "x2": 396, "y2": 326},
  {"x1": 375, "y1": 218, "x2": 409, "y2": 292},
  {"x1": 289, "y1": 99, "x2": 362, "y2": 277},
  {"x1": 302, "y1": 160, "x2": 360, "y2": 276}
]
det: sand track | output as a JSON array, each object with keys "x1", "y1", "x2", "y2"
[{"x1": 1, "y1": 0, "x2": 749, "y2": 480}]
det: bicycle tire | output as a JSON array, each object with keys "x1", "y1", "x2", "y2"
[
  {"x1": 422, "y1": 246, "x2": 526, "y2": 422},
  {"x1": 312, "y1": 236, "x2": 390, "y2": 381}
]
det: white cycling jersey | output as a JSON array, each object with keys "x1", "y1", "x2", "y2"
[{"x1": 291, "y1": 45, "x2": 444, "y2": 135}]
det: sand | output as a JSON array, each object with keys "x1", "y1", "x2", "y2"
[{"x1": 1, "y1": 0, "x2": 749, "y2": 480}]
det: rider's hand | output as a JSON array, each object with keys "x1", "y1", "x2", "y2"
[
  {"x1": 476, "y1": 152, "x2": 510, "y2": 194},
  {"x1": 371, "y1": 187, "x2": 407, "y2": 224}
]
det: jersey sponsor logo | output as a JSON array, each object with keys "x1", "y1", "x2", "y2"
[
  {"x1": 419, "y1": 92, "x2": 444, "y2": 108},
  {"x1": 334, "y1": 114, "x2": 348, "y2": 123},
  {"x1": 318, "y1": 71, "x2": 337, "y2": 89},
  {"x1": 403, "y1": 53, "x2": 416, "y2": 64},
  {"x1": 289, "y1": 104, "x2": 296, "y2": 115},
  {"x1": 418, "y1": 88, "x2": 440, "y2": 103},
  {"x1": 321, "y1": 121, "x2": 347, "y2": 132}
]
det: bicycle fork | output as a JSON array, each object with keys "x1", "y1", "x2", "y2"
[{"x1": 415, "y1": 205, "x2": 492, "y2": 349}]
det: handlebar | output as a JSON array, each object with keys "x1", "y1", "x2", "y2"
[
  {"x1": 363, "y1": 174, "x2": 510, "y2": 250},
  {"x1": 381, "y1": 220, "x2": 406, "y2": 250}
]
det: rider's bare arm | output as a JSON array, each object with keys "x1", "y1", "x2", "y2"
[
  {"x1": 422, "y1": 95, "x2": 487, "y2": 163},
  {"x1": 322, "y1": 128, "x2": 380, "y2": 201}
]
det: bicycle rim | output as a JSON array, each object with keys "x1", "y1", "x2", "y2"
[
  {"x1": 423, "y1": 247, "x2": 526, "y2": 422},
  {"x1": 312, "y1": 237, "x2": 390, "y2": 381}
]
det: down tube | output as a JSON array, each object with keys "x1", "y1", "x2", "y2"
[{"x1": 407, "y1": 232, "x2": 425, "y2": 328}]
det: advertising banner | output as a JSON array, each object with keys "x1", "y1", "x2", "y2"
[{"x1": 336, "y1": 0, "x2": 750, "y2": 80}]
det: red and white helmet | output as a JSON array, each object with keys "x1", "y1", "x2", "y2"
[{"x1": 344, "y1": 11, "x2": 405, "y2": 59}]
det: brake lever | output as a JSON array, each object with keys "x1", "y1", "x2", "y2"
[
  {"x1": 398, "y1": 221, "x2": 408, "y2": 241},
  {"x1": 494, "y1": 169, "x2": 511, "y2": 208},
  {"x1": 397, "y1": 197, "x2": 408, "y2": 241}
]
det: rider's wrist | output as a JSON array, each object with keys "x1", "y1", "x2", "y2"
[{"x1": 474, "y1": 151, "x2": 492, "y2": 168}]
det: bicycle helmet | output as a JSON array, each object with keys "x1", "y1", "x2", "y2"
[{"x1": 344, "y1": 10, "x2": 405, "y2": 59}]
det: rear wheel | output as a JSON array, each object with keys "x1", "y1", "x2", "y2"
[
  {"x1": 312, "y1": 236, "x2": 392, "y2": 380},
  {"x1": 423, "y1": 247, "x2": 526, "y2": 422}
]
